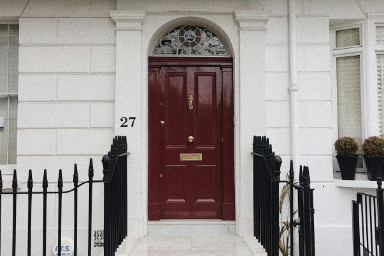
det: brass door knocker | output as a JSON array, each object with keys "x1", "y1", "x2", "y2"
[{"x1": 188, "y1": 95, "x2": 193, "y2": 110}]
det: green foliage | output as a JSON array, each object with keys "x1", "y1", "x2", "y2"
[
  {"x1": 362, "y1": 136, "x2": 384, "y2": 157},
  {"x1": 334, "y1": 137, "x2": 358, "y2": 156}
]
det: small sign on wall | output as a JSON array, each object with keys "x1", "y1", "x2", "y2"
[
  {"x1": 52, "y1": 238, "x2": 73, "y2": 256},
  {"x1": 94, "y1": 230, "x2": 104, "y2": 247}
]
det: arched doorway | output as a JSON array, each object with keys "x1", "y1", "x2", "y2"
[{"x1": 148, "y1": 24, "x2": 234, "y2": 220}]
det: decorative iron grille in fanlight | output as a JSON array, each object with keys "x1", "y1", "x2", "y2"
[{"x1": 153, "y1": 25, "x2": 229, "y2": 56}]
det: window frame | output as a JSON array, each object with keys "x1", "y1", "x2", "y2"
[
  {"x1": 0, "y1": 21, "x2": 19, "y2": 175},
  {"x1": 375, "y1": 21, "x2": 384, "y2": 137},
  {"x1": 331, "y1": 22, "x2": 366, "y2": 174}
]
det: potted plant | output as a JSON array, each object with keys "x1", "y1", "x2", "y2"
[
  {"x1": 362, "y1": 136, "x2": 384, "y2": 181},
  {"x1": 335, "y1": 137, "x2": 359, "y2": 180}
]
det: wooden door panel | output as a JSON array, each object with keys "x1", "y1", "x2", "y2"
[
  {"x1": 195, "y1": 165, "x2": 216, "y2": 201},
  {"x1": 165, "y1": 73, "x2": 187, "y2": 148},
  {"x1": 165, "y1": 165, "x2": 187, "y2": 201},
  {"x1": 195, "y1": 73, "x2": 216, "y2": 147}
]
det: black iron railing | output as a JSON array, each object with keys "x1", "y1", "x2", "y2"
[
  {"x1": 252, "y1": 136, "x2": 282, "y2": 256},
  {"x1": 102, "y1": 136, "x2": 128, "y2": 256},
  {"x1": 0, "y1": 136, "x2": 128, "y2": 256},
  {"x1": 353, "y1": 178, "x2": 384, "y2": 256},
  {"x1": 290, "y1": 163, "x2": 315, "y2": 256},
  {"x1": 0, "y1": 161, "x2": 99, "y2": 256},
  {"x1": 252, "y1": 136, "x2": 315, "y2": 256}
]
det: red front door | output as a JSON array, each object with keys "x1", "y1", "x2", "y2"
[
  {"x1": 159, "y1": 66, "x2": 223, "y2": 218},
  {"x1": 148, "y1": 57, "x2": 234, "y2": 220}
]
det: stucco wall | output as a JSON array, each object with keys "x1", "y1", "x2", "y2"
[{"x1": 17, "y1": 16, "x2": 116, "y2": 181}]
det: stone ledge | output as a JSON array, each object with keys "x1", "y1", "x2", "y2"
[{"x1": 334, "y1": 180, "x2": 378, "y2": 189}]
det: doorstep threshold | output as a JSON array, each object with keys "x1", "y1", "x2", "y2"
[{"x1": 148, "y1": 219, "x2": 236, "y2": 225}]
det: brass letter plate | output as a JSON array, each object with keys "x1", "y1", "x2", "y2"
[{"x1": 180, "y1": 153, "x2": 202, "y2": 161}]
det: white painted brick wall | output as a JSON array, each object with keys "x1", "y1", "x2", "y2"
[
  {"x1": 304, "y1": 46, "x2": 331, "y2": 72},
  {"x1": 18, "y1": 103, "x2": 90, "y2": 128},
  {"x1": 58, "y1": 18, "x2": 92, "y2": 44},
  {"x1": 57, "y1": 74, "x2": 115, "y2": 101},
  {"x1": 18, "y1": 16, "x2": 116, "y2": 167},
  {"x1": 265, "y1": 15, "x2": 333, "y2": 185},
  {"x1": 265, "y1": 45, "x2": 289, "y2": 72},
  {"x1": 19, "y1": 18, "x2": 57, "y2": 44},
  {"x1": 19, "y1": 46, "x2": 91, "y2": 73},
  {"x1": 91, "y1": 46, "x2": 116, "y2": 72},
  {"x1": 266, "y1": 101, "x2": 290, "y2": 128},
  {"x1": 56, "y1": 129, "x2": 114, "y2": 155},
  {"x1": 266, "y1": 128, "x2": 291, "y2": 155},
  {"x1": 305, "y1": 101, "x2": 332, "y2": 128},
  {"x1": 298, "y1": 128, "x2": 333, "y2": 155},
  {"x1": 298, "y1": 73, "x2": 331, "y2": 101},
  {"x1": 266, "y1": 17, "x2": 288, "y2": 44},
  {"x1": 21, "y1": 0, "x2": 116, "y2": 18},
  {"x1": 18, "y1": 130, "x2": 56, "y2": 155},
  {"x1": 297, "y1": 17, "x2": 330, "y2": 44},
  {"x1": 90, "y1": 103, "x2": 114, "y2": 128},
  {"x1": 306, "y1": 155, "x2": 334, "y2": 181},
  {"x1": 19, "y1": 75, "x2": 56, "y2": 101},
  {"x1": 265, "y1": 73, "x2": 289, "y2": 100},
  {"x1": 90, "y1": 18, "x2": 116, "y2": 44}
]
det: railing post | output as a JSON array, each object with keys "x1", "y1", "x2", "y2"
[
  {"x1": 253, "y1": 136, "x2": 259, "y2": 239},
  {"x1": 27, "y1": 170, "x2": 33, "y2": 256},
  {"x1": 58, "y1": 170, "x2": 63, "y2": 256},
  {"x1": 73, "y1": 164, "x2": 78, "y2": 256},
  {"x1": 353, "y1": 199, "x2": 360, "y2": 256},
  {"x1": 12, "y1": 170, "x2": 17, "y2": 256},
  {"x1": 123, "y1": 136, "x2": 128, "y2": 240},
  {"x1": 289, "y1": 161, "x2": 294, "y2": 256},
  {"x1": 42, "y1": 169, "x2": 48, "y2": 256},
  {"x1": 88, "y1": 159, "x2": 94, "y2": 256},
  {"x1": 103, "y1": 154, "x2": 112, "y2": 256},
  {"x1": 377, "y1": 178, "x2": 384, "y2": 256},
  {"x1": 302, "y1": 166, "x2": 313, "y2": 256},
  {"x1": 297, "y1": 166, "x2": 303, "y2": 256},
  {"x1": 272, "y1": 156, "x2": 282, "y2": 256}
]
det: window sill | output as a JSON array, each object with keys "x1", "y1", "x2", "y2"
[{"x1": 334, "y1": 180, "x2": 378, "y2": 189}]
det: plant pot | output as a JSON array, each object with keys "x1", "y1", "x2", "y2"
[
  {"x1": 363, "y1": 155, "x2": 384, "y2": 181},
  {"x1": 336, "y1": 155, "x2": 358, "y2": 180}
]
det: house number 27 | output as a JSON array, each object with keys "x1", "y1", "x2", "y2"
[{"x1": 120, "y1": 117, "x2": 136, "y2": 127}]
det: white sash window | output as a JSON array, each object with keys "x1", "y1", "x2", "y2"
[{"x1": 0, "y1": 24, "x2": 18, "y2": 166}]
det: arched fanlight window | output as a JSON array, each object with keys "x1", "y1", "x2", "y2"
[{"x1": 153, "y1": 25, "x2": 230, "y2": 56}]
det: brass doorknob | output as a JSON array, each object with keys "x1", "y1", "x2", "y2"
[{"x1": 188, "y1": 136, "x2": 194, "y2": 143}]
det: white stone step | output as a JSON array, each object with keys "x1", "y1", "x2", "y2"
[
  {"x1": 115, "y1": 221, "x2": 267, "y2": 256},
  {"x1": 243, "y1": 237, "x2": 268, "y2": 256},
  {"x1": 147, "y1": 219, "x2": 236, "y2": 235}
]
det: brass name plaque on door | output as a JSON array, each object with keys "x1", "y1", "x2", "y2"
[{"x1": 180, "y1": 153, "x2": 202, "y2": 161}]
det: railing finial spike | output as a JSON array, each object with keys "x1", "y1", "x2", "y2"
[
  {"x1": 12, "y1": 169, "x2": 17, "y2": 189},
  {"x1": 73, "y1": 164, "x2": 79, "y2": 184},
  {"x1": 43, "y1": 169, "x2": 48, "y2": 188},
  {"x1": 27, "y1": 169, "x2": 33, "y2": 189},
  {"x1": 89, "y1": 158, "x2": 94, "y2": 178},
  {"x1": 58, "y1": 169, "x2": 63, "y2": 189}
]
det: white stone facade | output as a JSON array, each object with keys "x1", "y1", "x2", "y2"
[{"x1": 0, "y1": 0, "x2": 384, "y2": 255}]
